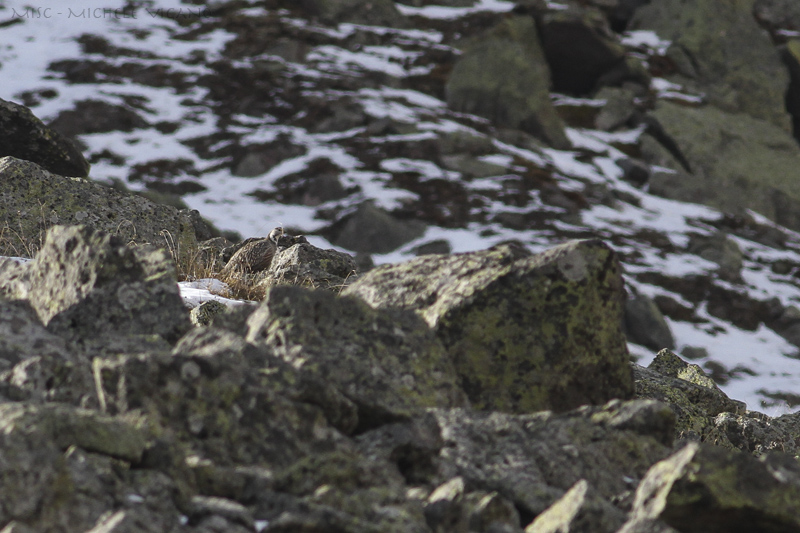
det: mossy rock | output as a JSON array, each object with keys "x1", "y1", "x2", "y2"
[
  {"x1": 345, "y1": 239, "x2": 633, "y2": 413},
  {"x1": 445, "y1": 16, "x2": 570, "y2": 149},
  {"x1": 0, "y1": 156, "x2": 205, "y2": 260}
]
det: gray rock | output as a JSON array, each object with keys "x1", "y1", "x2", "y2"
[
  {"x1": 259, "y1": 238, "x2": 358, "y2": 292},
  {"x1": 524, "y1": 479, "x2": 626, "y2": 533},
  {"x1": 464, "y1": 491, "x2": 522, "y2": 533},
  {"x1": 1, "y1": 225, "x2": 191, "y2": 346},
  {"x1": 424, "y1": 477, "x2": 469, "y2": 532},
  {"x1": 440, "y1": 153, "x2": 508, "y2": 179},
  {"x1": 48, "y1": 99, "x2": 149, "y2": 137},
  {"x1": 625, "y1": 288, "x2": 676, "y2": 351},
  {"x1": 345, "y1": 239, "x2": 633, "y2": 414},
  {"x1": 687, "y1": 231, "x2": 744, "y2": 281},
  {"x1": 1, "y1": 352, "x2": 95, "y2": 406},
  {"x1": 643, "y1": 102, "x2": 800, "y2": 232},
  {"x1": 0, "y1": 97, "x2": 89, "y2": 177},
  {"x1": 328, "y1": 201, "x2": 426, "y2": 254},
  {"x1": 431, "y1": 399, "x2": 674, "y2": 517},
  {"x1": 246, "y1": 285, "x2": 468, "y2": 428},
  {"x1": 594, "y1": 87, "x2": 638, "y2": 131},
  {"x1": 445, "y1": 16, "x2": 570, "y2": 149},
  {"x1": 629, "y1": 441, "x2": 800, "y2": 532},
  {"x1": 270, "y1": 449, "x2": 429, "y2": 532},
  {"x1": 0, "y1": 157, "x2": 208, "y2": 260},
  {"x1": 95, "y1": 327, "x2": 352, "y2": 467},
  {"x1": 634, "y1": 349, "x2": 745, "y2": 444},
  {"x1": 631, "y1": 0, "x2": 791, "y2": 131},
  {"x1": 0, "y1": 402, "x2": 147, "y2": 462},
  {"x1": 0, "y1": 299, "x2": 72, "y2": 373}
]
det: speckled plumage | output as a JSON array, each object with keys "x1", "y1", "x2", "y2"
[{"x1": 220, "y1": 227, "x2": 283, "y2": 276}]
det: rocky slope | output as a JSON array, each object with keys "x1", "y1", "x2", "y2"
[
  {"x1": 0, "y1": 219, "x2": 798, "y2": 532},
  {"x1": 6, "y1": 0, "x2": 800, "y2": 410},
  {"x1": 5, "y1": 0, "x2": 800, "y2": 530}
]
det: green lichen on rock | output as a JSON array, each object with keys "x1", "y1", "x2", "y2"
[
  {"x1": 8, "y1": 224, "x2": 191, "y2": 344},
  {"x1": 631, "y1": 441, "x2": 800, "y2": 532},
  {"x1": 634, "y1": 350, "x2": 745, "y2": 447},
  {"x1": 0, "y1": 156, "x2": 203, "y2": 260},
  {"x1": 247, "y1": 285, "x2": 467, "y2": 424},
  {"x1": 345, "y1": 239, "x2": 632, "y2": 413},
  {"x1": 0, "y1": 403, "x2": 147, "y2": 462}
]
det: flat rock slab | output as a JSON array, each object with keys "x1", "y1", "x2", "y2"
[{"x1": 344, "y1": 239, "x2": 632, "y2": 413}]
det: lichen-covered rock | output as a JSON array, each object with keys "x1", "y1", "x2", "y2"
[
  {"x1": 246, "y1": 285, "x2": 467, "y2": 428},
  {"x1": 445, "y1": 16, "x2": 570, "y2": 149},
  {"x1": 1, "y1": 225, "x2": 191, "y2": 346},
  {"x1": 630, "y1": 0, "x2": 791, "y2": 131},
  {"x1": 634, "y1": 349, "x2": 745, "y2": 445},
  {"x1": 258, "y1": 238, "x2": 358, "y2": 292},
  {"x1": 0, "y1": 97, "x2": 89, "y2": 178},
  {"x1": 344, "y1": 239, "x2": 632, "y2": 413},
  {"x1": 0, "y1": 352, "x2": 95, "y2": 406},
  {"x1": 0, "y1": 403, "x2": 182, "y2": 532},
  {"x1": 431, "y1": 399, "x2": 674, "y2": 518},
  {"x1": 525, "y1": 479, "x2": 626, "y2": 533},
  {"x1": 271, "y1": 449, "x2": 430, "y2": 532},
  {"x1": 0, "y1": 156, "x2": 209, "y2": 259},
  {"x1": 630, "y1": 441, "x2": 800, "y2": 532},
  {"x1": 643, "y1": 102, "x2": 800, "y2": 232},
  {"x1": 0, "y1": 402, "x2": 147, "y2": 462},
  {"x1": 94, "y1": 327, "x2": 353, "y2": 467},
  {"x1": 0, "y1": 299, "x2": 72, "y2": 372}
]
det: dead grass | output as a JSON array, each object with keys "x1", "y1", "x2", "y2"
[{"x1": 0, "y1": 222, "x2": 348, "y2": 303}]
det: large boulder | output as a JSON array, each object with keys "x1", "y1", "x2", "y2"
[
  {"x1": 0, "y1": 156, "x2": 211, "y2": 259},
  {"x1": 326, "y1": 201, "x2": 426, "y2": 255},
  {"x1": 538, "y1": 2, "x2": 640, "y2": 95},
  {"x1": 445, "y1": 16, "x2": 570, "y2": 149},
  {"x1": 94, "y1": 327, "x2": 353, "y2": 466},
  {"x1": 0, "y1": 97, "x2": 89, "y2": 178},
  {"x1": 0, "y1": 224, "x2": 191, "y2": 346},
  {"x1": 644, "y1": 101, "x2": 800, "y2": 231},
  {"x1": 431, "y1": 399, "x2": 674, "y2": 518},
  {"x1": 246, "y1": 285, "x2": 468, "y2": 429},
  {"x1": 630, "y1": 0, "x2": 791, "y2": 131},
  {"x1": 627, "y1": 441, "x2": 800, "y2": 532},
  {"x1": 634, "y1": 349, "x2": 745, "y2": 446},
  {"x1": 344, "y1": 239, "x2": 633, "y2": 413}
]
